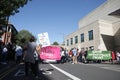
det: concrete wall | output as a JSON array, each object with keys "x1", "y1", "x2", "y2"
[
  {"x1": 65, "y1": 21, "x2": 100, "y2": 50},
  {"x1": 113, "y1": 21, "x2": 120, "y2": 51},
  {"x1": 98, "y1": 20, "x2": 114, "y2": 50},
  {"x1": 64, "y1": 0, "x2": 120, "y2": 51},
  {"x1": 78, "y1": 0, "x2": 120, "y2": 28}
]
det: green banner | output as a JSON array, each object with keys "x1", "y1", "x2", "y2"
[{"x1": 86, "y1": 51, "x2": 111, "y2": 60}]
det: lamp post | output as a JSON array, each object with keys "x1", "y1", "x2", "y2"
[{"x1": 59, "y1": 32, "x2": 65, "y2": 45}]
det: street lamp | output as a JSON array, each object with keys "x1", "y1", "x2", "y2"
[{"x1": 59, "y1": 32, "x2": 65, "y2": 45}]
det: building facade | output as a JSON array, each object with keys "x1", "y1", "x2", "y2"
[
  {"x1": 0, "y1": 24, "x2": 18, "y2": 45},
  {"x1": 64, "y1": 0, "x2": 120, "y2": 51}
]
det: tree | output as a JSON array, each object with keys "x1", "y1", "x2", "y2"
[
  {"x1": 52, "y1": 41, "x2": 59, "y2": 45},
  {"x1": 0, "y1": 0, "x2": 32, "y2": 24},
  {"x1": 15, "y1": 29, "x2": 34, "y2": 46}
]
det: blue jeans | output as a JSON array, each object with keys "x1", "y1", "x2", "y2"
[{"x1": 2, "y1": 52, "x2": 7, "y2": 62}]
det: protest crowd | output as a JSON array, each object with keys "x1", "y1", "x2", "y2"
[
  {"x1": 0, "y1": 36, "x2": 120, "y2": 79},
  {"x1": 0, "y1": 36, "x2": 42, "y2": 79},
  {"x1": 60, "y1": 47, "x2": 120, "y2": 64}
]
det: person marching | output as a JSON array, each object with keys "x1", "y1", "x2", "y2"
[
  {"x1": 116, "y1": 51, "x2": 120, "y2": 64},
  {"x1": 1, "y1": 45, "x2": 8, "y2": 64},
  {"x1": 15, "y1": 45, "x2": 23, "y2": 64},
  {"x1": 23, "y1": 36, "x2": 41, "y2": 79},
  {"x1": 72, "y1": 47, "x2": 77, "y2": 64}
]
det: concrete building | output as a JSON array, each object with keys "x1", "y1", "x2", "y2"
[{"x1": 64, "y1": 0, "x2": 120, "y2": 51}]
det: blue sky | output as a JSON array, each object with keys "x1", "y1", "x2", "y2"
[{"x1": 10, "y1": 0, "x2": 106, "y2": 44}]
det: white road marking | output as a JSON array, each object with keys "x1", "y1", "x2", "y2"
[
  {"x1": 14, "y1": 69, "x2": 25, "y2": 76},
  {"x1": 42, "y1": 71, "x2": 52, "y2": 75},
  {"x1": 49, "y1": 64, "x2": 82, "y2": 80},
  {"x1": 40, "y1": 68, "x2": 52, "y2": 75},
  {"x1": 14, "y1": 70, "x2": 21, "y2": 76}
]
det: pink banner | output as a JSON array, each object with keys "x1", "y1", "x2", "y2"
[{"x1": 40, "y1": 46, "x2": 61, "y2": 60}]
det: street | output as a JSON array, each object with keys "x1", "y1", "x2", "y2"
[{"x1": 0, "y1": 62, "x2": 120, "y2": 80}]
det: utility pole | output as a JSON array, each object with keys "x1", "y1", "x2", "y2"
[{"x1": 59, "y1": 32, "x2": 65, "y2": 45}]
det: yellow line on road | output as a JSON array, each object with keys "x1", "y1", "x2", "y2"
[{"x1": 0, "y1": 65, "x2": 17, "y2": 80}]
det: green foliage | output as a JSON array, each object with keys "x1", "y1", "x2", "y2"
[
  {"x1": 53, "y1": 41, "x2": 59, "y2": 45},
  {"x1": 15, "y1": 29, "x2": 34, "y2": 46},
  {"x1": 0, "y1": 0, "x2": 32, "y2": 24}
]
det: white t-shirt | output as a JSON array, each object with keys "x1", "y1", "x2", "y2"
[
  {"x1": 34, "y1": 51, "x2": 39, "y2": 60},
  {"x1": 61, "y1": 51, "x2": 65, "y2": 56},
  {"x1": 117, "y1": 52, "x2": 120, "y2": 57},
  {"x1": 15, "y1": 46, "x2": 23, "y2": 56},
  {"x1": 3, "y1": 47, "x2": 8, "y2": 54}
]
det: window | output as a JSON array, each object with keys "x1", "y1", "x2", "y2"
[
  {"x1": 75, "y1": 36, "x2": 78, "y2": 44},
  {"x1": 81, "y1": 33, "x2": 84, "y2": 42},
  {"x1": 67, "y1": 39, "x2": 69, "y2": 46},
  {"x1": 88, "y1": 30, "x2": 93, "y2": 40},
  {"x1": 2, "y1": 25, "x2": 7, "y2": 32},
  {"x1": 0, "y1": 25, "x2": 7, "y2": 35},
  {"x1": 70, "y1": 38, "x2": 73, "y2": 45},
  {"x1": 0, "y1": 27, "x2": 2, "y2": 35}
]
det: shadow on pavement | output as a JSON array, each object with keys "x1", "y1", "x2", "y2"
[
  {"x1": 0, "y1": 62, "x2": 53, "y2": 80},
  {"x1": 23, "y1": 71, "x2": 52, "y2": 80}
]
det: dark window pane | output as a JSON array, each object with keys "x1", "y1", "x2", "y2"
[
  {"x1": 70, "y1": 38, "x2": 73, "y2": 45},
  {"x1": 67, "y1": 39, "x2": 69, "y2": 46},
  {"x1": 81, "y1": 33, "x2": 84, "y2": 42},
  {"x1": 88, "y1": 30, "x2": 93, "y2": 40},
  {"x1": 75, "y1": 36, "x2": 78, "y2": 44}
]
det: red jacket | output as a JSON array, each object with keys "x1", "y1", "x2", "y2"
[{"x1": 111, "y1": 51, "x2": 115, "y2": 60}]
